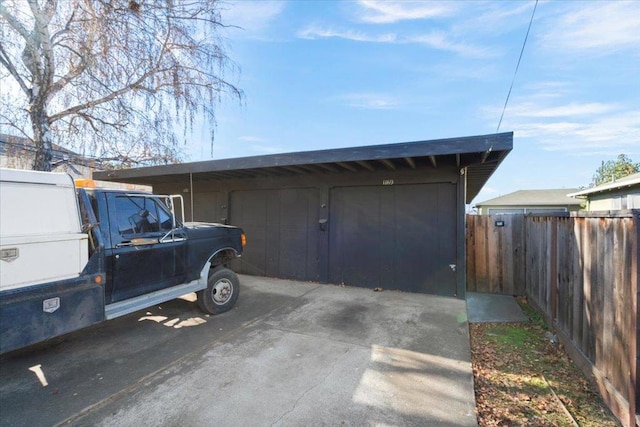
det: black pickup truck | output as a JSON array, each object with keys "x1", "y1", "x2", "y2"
[{"x1": 0, "y1": 173, "x2": 245, "y2": 354}]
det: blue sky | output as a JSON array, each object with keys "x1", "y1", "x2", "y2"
[{"x1": 189, "y1": 0, "x2": 640, "y2": 205}]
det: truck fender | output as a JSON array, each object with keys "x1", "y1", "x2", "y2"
[
  {"x1": 192, "y1": 248, "x2": 239, "y2": 290},
  {"x1": 206, "y1": 247, "x2": 240, "y2": 270},
  {"x1": 196, "y1": 260, "x2": 212, "y2": 288}
]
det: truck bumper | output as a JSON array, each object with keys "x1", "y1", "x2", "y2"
[{"x1": 0, "y1": 274, "x2": 105, "y2": 354}]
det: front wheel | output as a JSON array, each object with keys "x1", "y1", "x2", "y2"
[{"x1": 197, "y1": 267, "x2": 239, "y2": 315}]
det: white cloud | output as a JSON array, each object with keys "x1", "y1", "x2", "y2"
[
  {"x1": 297, "y1": 26, "x2": 494, "y2": 58},
  {"x1": 507, "y1": 102, "x2": 619, "y2": 118},
  {"x1": 297, "y1": 26, "x2": 397, "y2": 43},
  {"x1": 356, "y1": 0, "x2": 455, "y2": 24},
  {"x1": 507, "y1": 110, "x2": 640, "y2": 155},
  {"x1": 523, "y1": 81, "x2": 571, "y2": 97},
  {"x1": 447, "y1": 2, "x2": 535, "y2": 39},
  {"x1": 484, "y1": 78, "x2": 640, "y2": 156},
  {"x1": 539, "y1": 2, "x2": 640, "y2": 54},
  {"x1": 337, "y1": 93, "x2": 399, "y2": 110},
  {"x1": 409, "y1": 32, "x2": 496, "y2": 58},
  {"x1": 220, "y1": 1, "x2": 285, "y2": 35}
]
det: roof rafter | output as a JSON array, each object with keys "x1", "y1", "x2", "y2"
[
  {"x1": 337, "y1": 162, "x2": 358, "y2": 172},
  {"x1": 404, "y1": 157, "x2": 416, "y2": 169},
  {"x1": 379, "y1": 159, "x2": 396, "y2": 170},
  {"x1": 356, "y1": 160, "x2": 375, "y2": 171},
  {"x1": 316, "y1": 163, "x2": 340, "y2": 172}
]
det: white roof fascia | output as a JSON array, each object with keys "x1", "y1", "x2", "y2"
[{"x1": 567, "y1": 175, "x2": 640, "y2": 197}]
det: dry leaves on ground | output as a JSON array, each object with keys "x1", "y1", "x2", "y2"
[{"x1": 469, "y1": 300, "x2": 620, "y2": 426}]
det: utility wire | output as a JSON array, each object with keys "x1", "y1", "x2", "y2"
[{"x1": 497, "y1": 0, "x2": 538, "y2": 132}]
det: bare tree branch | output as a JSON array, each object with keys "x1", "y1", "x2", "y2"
[
  {"x1": 0, "y1": 0, "x2": 243, "y2": 170},
  {"x1": 0, "y1": 3, "x2": 31, "y2": 39},
  {"x1": 0, "y1": 42, "x2": 29, "y2": 94}
]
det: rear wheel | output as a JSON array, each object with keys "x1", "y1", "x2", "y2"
[{"x1": 197, "y1": 267, "x2": 239, "y2": 315}]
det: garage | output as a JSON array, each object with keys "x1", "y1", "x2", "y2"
[
  {"x1": 229, "y1": 188, "x2": 320, "y2": 281},
  {"x1": 329, "y1": 183, "x2": 456, "y2": 295},
  {"x1": 95, "y1": 132, "x2": 513, "y2": 298}
]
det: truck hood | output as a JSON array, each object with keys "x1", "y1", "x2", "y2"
[{"x1": 182, "y1": 222, "x2": 243, "y2": 244}]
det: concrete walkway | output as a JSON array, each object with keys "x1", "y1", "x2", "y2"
[
  {"x1": 466, "y1": 292, "x2": 528, "y2": 323},
  {"x1": 69, "y1": 276, "x2": 477, "y2": 426}
]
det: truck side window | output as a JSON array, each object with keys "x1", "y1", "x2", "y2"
[
  {"x1": 115, "y1": 196, "x2": 161, "y2": 235},
  {"x1": 157, "y1": 206, "x2": 173, "y2": 231}
]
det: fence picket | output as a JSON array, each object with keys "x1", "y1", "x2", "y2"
[{"x1": 466, "y1": 212, "x2": 639, "y2": 427}]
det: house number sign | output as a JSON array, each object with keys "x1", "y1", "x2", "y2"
[{"x1": 382, "y1": 179, "x2": 394, "y2": 186}]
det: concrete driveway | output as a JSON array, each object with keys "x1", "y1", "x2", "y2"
[{"x1": 0, "y1": 275, "x2": 476, "y2": 426}]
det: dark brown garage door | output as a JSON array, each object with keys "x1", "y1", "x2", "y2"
[
  {"x1": 230, "y1": 188, "x2": 320, "y2": 281},
  {"x1": 328, "y1": 183, "x2": 457, "y2": 295}
]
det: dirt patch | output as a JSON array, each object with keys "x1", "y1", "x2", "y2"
[{"x1": 470, "y1": 299, "x2": 620, "y2": 426}]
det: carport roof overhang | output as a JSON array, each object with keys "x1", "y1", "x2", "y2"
[{"x1": 94, "y1": 132, "x2": 513, "y2": 203}]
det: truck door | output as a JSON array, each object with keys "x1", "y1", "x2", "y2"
[{"x1": 105, "y1": 193, "x2": 187, "y2": 303}]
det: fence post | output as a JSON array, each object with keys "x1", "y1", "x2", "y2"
[
  {"x1": 551, "y1": 217, "x2": 558, "y2": 323},
  {"x1": 523, "y1": 214, "x2": 528, "y2": 295},
  {"x1": 630, "y1": 212, "x2": 639, "y2": 427}
]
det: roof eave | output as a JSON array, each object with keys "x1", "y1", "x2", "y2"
[
  {"x1": 95, "y1": 133, "x2": 512, "y2": 179},
  {"x1": 93, "y1": 132, "x2": 513, "y2": 204},
  {"x1": 567, "y1": 178, "x2": 640, "y2": 197}
]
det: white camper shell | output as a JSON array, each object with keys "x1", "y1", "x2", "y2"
[{"x1": 0, "y1": 168, "x2": 88, "y2": 291}]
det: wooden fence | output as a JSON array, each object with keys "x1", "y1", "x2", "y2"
[
  {"x1": 466, "y1": 214, "x2": 526, "y2": 295},
  {"x1": 466, "y1": 212, "x2": 640, "y2": 427}
]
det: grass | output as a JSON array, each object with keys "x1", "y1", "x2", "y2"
[
  {"x1": 470, "y1": 298, "x2": 620, "y2": 426},
  {"x1": 486, "y1": 325, "x2": 533, "y2": 348}
]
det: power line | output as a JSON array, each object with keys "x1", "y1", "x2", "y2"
[{"x1": 497, "y1": 0, "x2": 538, "y2": 132}]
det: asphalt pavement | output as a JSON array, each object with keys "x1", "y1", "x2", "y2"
[{"x1": 0, "y1": 275, "x2": 477, "y2": 426}]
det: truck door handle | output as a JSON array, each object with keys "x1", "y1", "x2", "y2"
[{"x1": 117, "y1": 237, "x2": 159, "y2": 248}]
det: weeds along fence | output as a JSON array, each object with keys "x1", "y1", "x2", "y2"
[{"x1": 466, "y1": 211, "x2": 640, "y2": 427}]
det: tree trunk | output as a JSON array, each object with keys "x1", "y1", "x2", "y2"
[{"x1": 31, "y1": 106, "x2": 52, "y2": 172}]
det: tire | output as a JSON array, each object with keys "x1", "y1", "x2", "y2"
[{"x1": 197, "y1": 267, "x2": 239, "y2": 315}]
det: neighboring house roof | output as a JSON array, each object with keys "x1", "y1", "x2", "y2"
[
  {"x1": 567, "y1": 172, "x2": 640, "y2": 197},
  {"x1": 0, "y1": 133, "x2": 98, "y2": 179},
  {"x1": 475, "y1": 189, "x2": 582, "y2": 207},
  {"x1": 0, "y1": 133, "x2": 96, "y2": 168}
]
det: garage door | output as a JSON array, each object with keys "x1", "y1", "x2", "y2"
[
  {"x1": 230, "y1": 188, "x2": 320, "y2": 281},
  {"x1": 328, "y1": 183, "x2": 457, "y2": 295}
]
